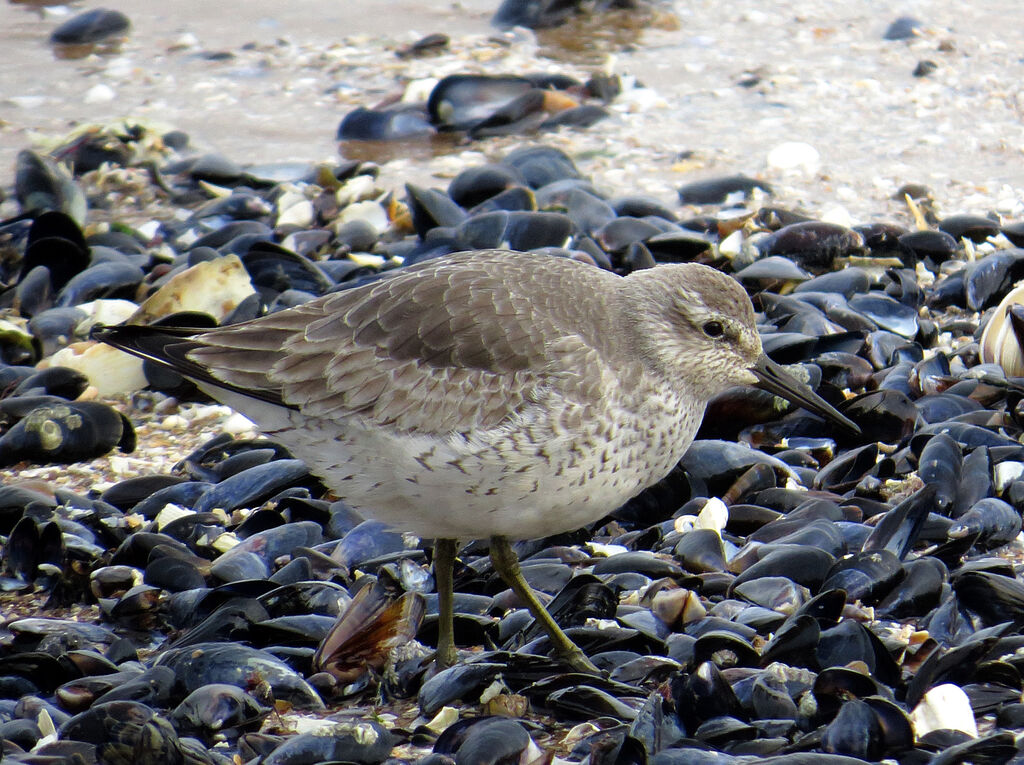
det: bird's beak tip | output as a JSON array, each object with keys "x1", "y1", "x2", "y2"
[{"x1": 751, "y1": 354, "x2": 861, "y2": 435}]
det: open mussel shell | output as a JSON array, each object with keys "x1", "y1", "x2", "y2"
[
  {"x1": 428, "y1": 74, "x2": 532, "y2": 129},
  {"x1": 979, "y1": 284, "x2": 1024, "y2": 375},
  {"x1": 312, "y1": 580, "x2": 425, "y2": 688},
  {"x1": 130, "y1": 253, "x2": 257, "y2": 324},
  {"x1": 169, "y1": 682, "x2": 271, "y2": 741},
  {"x1": 241, "y1": 242, "x2": 333, "y2": 297}
]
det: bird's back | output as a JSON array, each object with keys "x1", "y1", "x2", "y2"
[{"x1": 101, "y1": 251, "x2": 701, "y2": 538}]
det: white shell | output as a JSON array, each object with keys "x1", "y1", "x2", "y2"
[
  {"x1": 339, "y1": 200, "x2": 388, "y2": 234},
  {"x1": 130, "y1": 254, "x2": 256, "y2": 324},
  {"x1": 980, "y1": 283, "x2": 1024, "y2": 375},
  {"x1": 276, "y1": 198, "x2": 315, "y2": 228},
  {"x1": 336, "y1": 175, "x2": 378, "y2": 207},
  {"x1": 910, "y1": 683, "x2": 977, "y2": 738},
  {"x1": 766, "y1": 141, "x2": 820, "y2": 173},
  {"x1": 47, "y1": 341, "x2": 147, "y2": 397},
  {"x1": 696, "y1": 497, "x2": 729, "y2": 532}
]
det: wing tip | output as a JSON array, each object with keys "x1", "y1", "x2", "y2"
[{"x1": 91, "y1": 322, "x2": 291, "y2": 409}]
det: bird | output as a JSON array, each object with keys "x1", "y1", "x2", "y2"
[{"x1": 94, "y1": 249, "x2": 857, "y2": 674}]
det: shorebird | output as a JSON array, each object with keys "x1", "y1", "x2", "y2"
[{"x1": 95, "y1": 250, "x2": 857, "y2": 673}]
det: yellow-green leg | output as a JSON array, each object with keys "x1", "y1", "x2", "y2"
[
  {"x1": 489, "y1": 535, "x2": 599, "y2": 674},
  {"x1": 433, "y1": 538, "x2": 459, "y2": 669}
]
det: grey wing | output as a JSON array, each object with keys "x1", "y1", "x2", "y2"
[{"x1": 187, "y1": 252, "x2": 617, "y2": 435}]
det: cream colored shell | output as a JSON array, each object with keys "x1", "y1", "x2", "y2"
[{"x1": 980, "y1": 283, "x2": 1024, "y2": 376}]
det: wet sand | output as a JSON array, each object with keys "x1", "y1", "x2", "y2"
[{"x1": 2, "y1": 0, "x2": 1023, "y2": 221}]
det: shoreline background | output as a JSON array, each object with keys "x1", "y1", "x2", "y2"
[{"x1": 2, "y1": 0, "x2": 1023, "y2": 222}]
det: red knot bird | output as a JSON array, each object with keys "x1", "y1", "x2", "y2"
[{"x1": 96, "y1": 250, "x2": 857, "y2": 674}]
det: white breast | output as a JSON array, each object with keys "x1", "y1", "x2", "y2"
[{"x1": 206, "y1": 383, "x2": 706, "y2": 541}]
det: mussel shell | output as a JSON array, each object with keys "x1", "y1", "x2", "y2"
[
  {"x1": 13, "y1": 365, "x2": 89, "y2": 400},
  {"x1": 847, "y1": 293, "x2": 919, "y2": 338},
  {"x1": 677, "y1": 175, "x2": 771, "y2": 205},
  {"x1": 454, "y1": 211, "x2": 572, "y2": 251},
  {"x1": 898, "y1": 229, "x2": 958, "y2": 269},
  {"x1": 0, "y1": 401, "x2": 134, "y2": 465},
  {"x1": 853, "y1": 222, "x2": 907, "y2": 254},
  {"x1": 155, "y1": 642, "x2": 324, "y2": 709},
  {"x1": 949, "y1": 498, "x2": 1021, "y2": 550},
  {"x1": 14, "y1": 152, "x2": 86, "y2": 223},
  {"x1": 821, "y1": 699, "x2": 885, "y2": 759},
  {"x1": 337, "y1": 105, "x2": 435, "y2": 141},
  {"x1": 819, "y1": 550, "x2": 904, "y2": 605},
  {"x1": 428, "y1": 74, "x2": 536, "y2": 130},
  {"x1": 758, "y1": 222, "x2": 863, "y2": 274},
  {"x1": 15, "y1": 265, "x2": 54, "y2": 316},
  {"x1": 170, "y1": 683, "x2": 269, "y2": 740},
  {"x1": 241, "y1": 242, "x2": 333, "y2": 296},
  {"x1": 964, "y1": 250, "x2": 1024, "y2": 311},
  {"x1": 938, "y1": 214, "x2": 1000, "y2": 243},
  {"x1": 259, "y1": 720, "x2": 395, "y2": 765},
  {"x1": 56, "y1": 260, "x2": 144, "y2": 306},
  {"x1": 759, "y1": 614, "x2": 820, "y2": 668},
  {"x1": 58, "y1": 700, "x2": 157, "y2": 745},
  {"x1": 502, "y1": 145, "x2": 582, "y2": 188},
  {"x1": 50, "y1": 8, "x2": 130, "y2": 45},
  {"x1": 884, "y1": 16, "x2": 922, "y2": 40},
  {"x1": 406, "y1": 183, "x2": 468, "y2": 236},
  {"x1": 20, "y1": 212, "x2": 90, "y2": 292},
  {"x1": 192, "y1": 460, "x2": 315, "y2": 514},
  {"x1": 950, "y1": 569, "x2": 1024, "y2": 628},
  {"x1": 493, "y1": 0, "x2": 578, "y2": 28},
  {"x1": 448, "y1": 164, "x2": 523, "y2": 208},
  {"x1": 672, "y1": 660, "x2": 744, "y2": 731},
  {"x1": 838, "y1": 389, "x2": 918, "y2": 443}
]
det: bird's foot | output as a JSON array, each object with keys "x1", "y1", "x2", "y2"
[
  {"x1": 558, "y1": 645, "x2": 601, "y2": 675},
  {"x1": 434, "y1": 643, "x2": 460, "y2": 671}
]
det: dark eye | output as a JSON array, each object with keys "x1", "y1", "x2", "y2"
[{"x1": 702, "y1": 320, "x2": 724, "y2": 338}]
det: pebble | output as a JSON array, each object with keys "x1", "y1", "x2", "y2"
[
  {"x1": 83, "y1": 84, "x2": 117, "y2": 104},
  {"x1": 766, "y1": 141, "x2": 820, "y2": 173}
]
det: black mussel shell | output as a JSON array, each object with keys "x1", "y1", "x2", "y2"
[
  {"x1": 0, "y1": 401, "x2": 134, "y2": 466},
  {"x1": 50, "y1": 8, "x2": 130, "y2": 45},
  {"x1": 337, "y1": 105, "x2": 435, "y2": 142},
  {"x1": 678, "y1": 175, "x2": 771, "y2": 205},
  {"x1": 758, "y1": 221, "x2": 863, "y2": 274}
]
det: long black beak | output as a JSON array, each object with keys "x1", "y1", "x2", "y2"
[{"x1": 751, "y1": 354, "x2": 860, "y2": 434}]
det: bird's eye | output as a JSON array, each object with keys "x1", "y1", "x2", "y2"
[{"x1": 702, "y1": 320, "x2": 724, "y2": 338}]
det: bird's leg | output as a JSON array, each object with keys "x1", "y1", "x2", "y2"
[
  {"x1": 489, "y1": 535, "x2": 600, "y2": 674},
  {"x1": 433, "y1": 538, "x2": 459, "y2": 669}
]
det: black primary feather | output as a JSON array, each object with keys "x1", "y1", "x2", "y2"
[{"x1": 91, "y1": 323, "x2": 292, "y2": 408}]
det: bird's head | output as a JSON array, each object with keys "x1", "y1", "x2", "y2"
[{"x1": 622, "y1": 263, "x2": 858, "y2": 432}]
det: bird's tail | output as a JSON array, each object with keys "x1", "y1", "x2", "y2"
[{"x1": 91, "y1": 323, "x2": 289, "y2": 407}]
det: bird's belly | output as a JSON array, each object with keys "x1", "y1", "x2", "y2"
[
  {"x1": 279, "y1": 418, "x2": 647, "y2": 539},
  {"x1": 210, "y1": 387, "x2": 703, "y2": 541}
]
